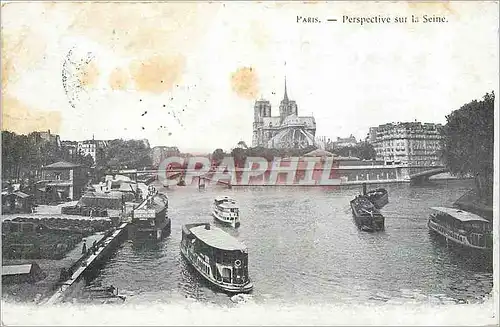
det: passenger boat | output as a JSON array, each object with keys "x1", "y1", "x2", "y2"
[
  {"x1": 428, "y1": 207, "x2": 492, "y2": 251},
  {"x1": 180, "y1": 223, "x2": 253, "y2": 294},
  {"x1": 212, "y1": 196, "x2": 240, "y2": 228},
  {"x1": 365, "y1": 188, "x2": 389, "y2": 209},
  {"x1": 350, "y1": 195, "x2": 385, "y2": 232},
  {"x1": 129, "y1": 186, "x2": 171, "y2": 241}
]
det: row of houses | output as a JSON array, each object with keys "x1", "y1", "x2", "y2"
[{"x1": 317, "y1": 120, "x2": 444, "y2": 167}]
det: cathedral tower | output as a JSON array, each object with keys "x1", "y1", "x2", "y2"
[{"x1": 279, "y1": 77, "x2": 298, "y2": 123}]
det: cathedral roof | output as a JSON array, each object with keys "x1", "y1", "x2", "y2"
[{"x1": 282, "y1": 114, "x2": 315, "y2": 127}]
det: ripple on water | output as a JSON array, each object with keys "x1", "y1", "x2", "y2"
[{"x1": 84, "y1": 180, "x2": 492, "y2": 305}]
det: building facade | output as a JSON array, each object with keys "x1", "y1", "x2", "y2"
[
  {"x1": 333, "y1": 135, "x2": 358, "y2": 148},
  {"x1": 77, "y1": 139, "x2": 108, "y2": 163},
  {"x1": 252, "y1": 79, "x2": 316, "y2": 149},
  {"x1": 36, "y1": 161, "x2": 87, "y2": 203},
  {"x1": 61, "y1": 141, "x2": 78, "y2": 156},
  {"x1": 368, "y1": 122, "x2": 443, "y2": 166}
]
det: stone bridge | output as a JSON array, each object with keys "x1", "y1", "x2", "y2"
[{"x1": 408, "y1": 166, "x2": 449, "y2": 182}]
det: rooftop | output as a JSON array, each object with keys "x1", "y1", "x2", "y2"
[
  {"x1": 430, "y1": 207, "x2": 490, "y2": 223},
  {"x1": 43, "y1": 161, "x2": 81, "y2": 169},
  {"x1": 2, "y1": 264, "x2": 33, "y2": 276},
  {"x1": 190, "y1": 224, "x2": 247, "y2": 251}
]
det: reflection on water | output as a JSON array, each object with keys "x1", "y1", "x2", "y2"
[{"x1": 82, "y1": 180, "x2": 492, "y2": 305}]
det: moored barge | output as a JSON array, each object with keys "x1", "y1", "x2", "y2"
[
  {"x1": 129, "y1": 187, "x2": 171, "y2": 241},
  {"x1": 428, "y1": 207, "x2": 492, "y2": 251},
  {"x1": 350, "y1": 195, "x2": 385, "y2": 232},
  {"x1": 180, "y1": 222, "x2": 253, "y2": 293}
]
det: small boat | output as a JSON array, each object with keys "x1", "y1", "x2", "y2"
[
  {"x1": 180, "y1": 223, "x2": 253, "y2": 294},
  {"x1": 365, "y1": 188, "x2": 388, "y2": 209},
  {"x1": 350, "y1": 195, "x2": 385, "y2": 232},
  {"x1": 212, "y1": 196, "x2": 240, "y2": 228},
  {"x1": 86, "y1": 285, "x2": 126, "y2": 303},
  {"x1": 428, "y1": 207, "x2": 492, "y2": 251}
]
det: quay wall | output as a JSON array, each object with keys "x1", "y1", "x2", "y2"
[
  {"x1": 161, "y1": 164, "x2": 458, "y2": 187},
  {"x1": 46, "y1": 223, "x2": 129, "y2": 304},
  {"x1": 183, "y1": 165, "x2": 413, "y2": 186}
]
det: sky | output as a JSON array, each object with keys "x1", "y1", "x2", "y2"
[{"x1": 2, "y1": 1, "x2": 498, "y2": 153}]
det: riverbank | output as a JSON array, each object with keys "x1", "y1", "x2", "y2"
[
  {"x1": 2, "y1": 232, "x2": 104, "y2": 303},
  {"x1": 453, "y1": 189, "x2": 493, "y2": 220}
]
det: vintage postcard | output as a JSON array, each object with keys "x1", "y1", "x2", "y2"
[{"x1": 1, "y1": 1, "x2": 498, "y2": 325}]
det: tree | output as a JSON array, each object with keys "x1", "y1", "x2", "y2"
[
  {"x1": 441, "y1": 92, "x2": 494, "y2": 204},
  {"x1": 237, "y1": 141, "x2": 248, "y2": 149},
  {"x1": 329, "y1": 142, "x2": 376, "y2": 160},
  {"x1": 357, "y1": 142, "x2": 377, "y2": 160},
  {"x1": 231, "y1": 147, "x2": 247, "y2": 168},
  {"x1": 211, "y1": 148, "x2": 226, "y2": 165},
  {"x1": 99, "y1": 139, "x2": 152, "y2": 170}
]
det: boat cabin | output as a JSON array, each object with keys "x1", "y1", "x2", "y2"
[
  {"x1": 429, "y1": 207, "x2": 492, "y2": 249},
  {"x1": 213, "y1": 197, "x2": 239, "y2": 218},
  {"x1": 430, "y1": 207, "x2": 491, "y2": 234}
]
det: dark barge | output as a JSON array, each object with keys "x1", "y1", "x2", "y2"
[
  {"x1": 365, "y1": 188, "x2": 389, "y2": 209},
  {"x1": 350, "y1": 195, "x2": 385, "y2": 232}
]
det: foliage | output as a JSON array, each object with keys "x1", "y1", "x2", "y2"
[
  {"x1": 211, "y1": 145, "x2": 319, "y2": 168},
  {"x1": 211, "y1": 148, "x2": 226, "y2": 165},
  {"x1": 237, "y1": 141, "x2": 248, "y2": 149},
  {"x1": 441, "y1": 92, "x2": 494, "y2": 203},
  {"x1": 1, "y1": 131, "x2": 93, "y2": 182},
  {"x1": 97, "y1": 139, "x2": 152, "y2": 170},
  {"x1": 327, "y1": 141, "x2": 377, "y2": 160}
]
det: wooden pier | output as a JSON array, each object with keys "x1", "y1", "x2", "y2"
[{"x1": 44, "y1": 222, "x2": 129, "y2": 305}]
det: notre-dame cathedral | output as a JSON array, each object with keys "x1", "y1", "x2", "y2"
[{"x1": 252, "y1": 78, "x2": 316, "y2": 149}]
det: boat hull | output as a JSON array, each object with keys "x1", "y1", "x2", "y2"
[
  {"x1": 129, "y1": 218, "x2": 171, "y2": 241},
  {"x1": 180, "y1": 244, "x2": 253, "y2": 294},
  {"x1": 212, "y1": 210, "x2": 240, "y2": 228}
]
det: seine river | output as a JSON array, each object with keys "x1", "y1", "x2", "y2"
[{"x1": 82, "y1": 179, "x2": 493, "y2": 306}]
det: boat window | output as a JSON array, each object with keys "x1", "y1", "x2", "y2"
[{"x1": 463, "y1": 221, "x2": 486, "y2": 233}]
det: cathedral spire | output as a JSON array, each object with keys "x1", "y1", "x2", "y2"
[{"x1": 283, "y1": 76, "x2": 289, "y2": 102}]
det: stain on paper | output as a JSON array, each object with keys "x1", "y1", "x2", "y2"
[
  {"x1": 2, "y1": 27, "x2": 57, "y2": 133},
  {"x1": 109, "y1": 67, "x2": 131, "y2": 90},
  {"x1": 2, "y1": 96, "x2": 62, "y2": 134},
  {"x1": 129, "y1": 55, "x2": 185, "y2": 93},
  {"x1": 407, "y1": 1, "x2": 456, "y2": 16},
  {"x1": 77, "y1": 60, "x2": 100, "y2": 88},
  {"x1": 231, "y1": 67, "x2": 259, "y2": 99}
]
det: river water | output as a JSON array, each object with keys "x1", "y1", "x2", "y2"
[{"x1": 83, "y1": 179, "x2": 493, "y2": 306}]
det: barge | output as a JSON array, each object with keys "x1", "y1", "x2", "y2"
[
  {"x1": 350, "y1": 195, "x2": 385, "y2": 232},
  {"x1": 129, "y1": 186, "x2": 171, "y2": 241}
]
